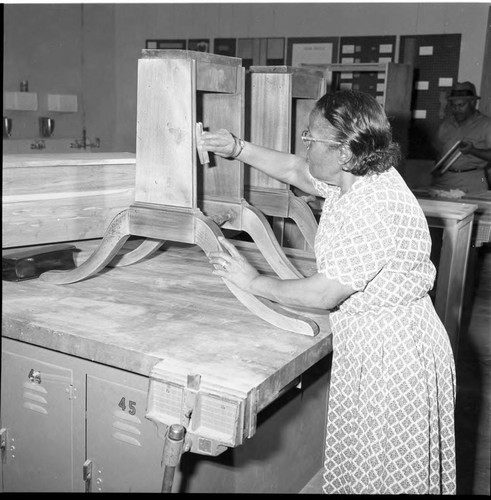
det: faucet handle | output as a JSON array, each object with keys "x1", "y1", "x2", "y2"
[{"x1": 30, "y1": 140, "x2": 46, "y2": 150}]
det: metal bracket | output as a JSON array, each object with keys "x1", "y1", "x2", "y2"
[
  {"x1": 183, "y1": 374, "x2": 201, "y2": 425},
  {"x1": 0, "y1": 428, "x2": 7, "y2": 464},
  {"x1": 83, "y1": 459, "x2": 93, "y2": 493}
]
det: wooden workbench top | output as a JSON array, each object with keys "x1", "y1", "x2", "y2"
[{"x1": 2, "y1": 238, "x2": 331, "y2": 410}]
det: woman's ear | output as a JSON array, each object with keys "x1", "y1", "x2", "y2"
[{"x1": 338, "y1": 146, "x2": 351, "y2": 165}]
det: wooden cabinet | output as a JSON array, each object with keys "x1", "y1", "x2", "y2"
[
  {"x1": 246, "y1": 65, "x2": 326, "y2": 251},
  {"x1": 4, "y1": 92, "x2": 38, "y2": 111},
  {"x1": 47, "y1": 94, "x2": 78, "y2": 112}
]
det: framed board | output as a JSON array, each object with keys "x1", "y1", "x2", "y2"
[{"x1": 286, "y1": 37, "x2": 339, "y2": 68}]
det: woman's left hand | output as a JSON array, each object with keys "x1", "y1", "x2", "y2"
[{"x1": 209, "y1": 236, "x2": 259, "y2": 292}]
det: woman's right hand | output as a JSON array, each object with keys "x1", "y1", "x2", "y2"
[{"x1": 199, "y1": 129, "x2": 237, "y2": 158}]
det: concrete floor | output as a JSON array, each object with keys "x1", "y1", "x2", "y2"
[{"x1": 301, "y1": 244, "x2": 491, "y2": 495}]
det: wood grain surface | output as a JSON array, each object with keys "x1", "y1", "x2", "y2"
[
  {"x1": 2, "y1": 238, "x2": 331, "y2": 409},
  {"x1": 3, "y1": 153, "x2": 136, "y2": 247}
]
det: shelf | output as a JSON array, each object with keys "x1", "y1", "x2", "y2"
[
  {"x1": 48, "y1": 94, "x2": 78, "y2": 112},
  {"x1": 4, "y1": 91, "x2": 38, "y2": 111}
]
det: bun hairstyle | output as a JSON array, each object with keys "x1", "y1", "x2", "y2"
[{"x1": 315, "y1": 90, "x2": 401, "y2": 176}]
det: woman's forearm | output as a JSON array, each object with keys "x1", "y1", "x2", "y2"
[
  {"x1": 249, "y1": 273, "x2": 352, "y2": 311},
  {"x1": 237, "y1": 141, "x2": 316, "y2": 194},
  {"x1": 200, "y1": 129, "x2": 318, "y2": 195}
]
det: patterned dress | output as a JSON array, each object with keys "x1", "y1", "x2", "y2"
[{"x1": 310, "y1": 167, "x2": 456, "y2": 494}]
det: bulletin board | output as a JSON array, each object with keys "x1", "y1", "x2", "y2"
[
  {"x1": 145, "y1": 39, "x2": 186, "y2": 50},
  {"x1": 286, "y1": 37, "x2": 339, "y2": 68},
  {"x1": 214, "y1": 38, "x2": 237, "y2": 57},
  {"x1": 236, "y1": 37, "x2": 286, "y2": 69},
  {"x1": 143, "y1": 33, "x2": 462, "y2": 161},
  {"x1": 399, "y1": 34, "x2": 461, "y2": 159},
  {"x1": 145, "y1": 39, "x2": 209, "y2": 52},
  {"x1": 336, "y1": 36, "x2": 397, "y2": 102},
  {"x1": 188, "y1": 39, "x2": 210, "y2": 52},
  {"x1": 339, "y1": 35, "x2": 397, "y2": 64}
]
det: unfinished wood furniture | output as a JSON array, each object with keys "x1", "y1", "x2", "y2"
[
  {"x1": 39, "y1": 50, "x2": 324, "y2": 337},
  {"x1": 414, "y1": 190, "x2": 491, "y2": 248},
  {"x1": 417, "y1": 198, "x2": 477, "y2": 356},
  {"x1": 2, "y1": 153, "x2": 136, "y2": 248},
  {"x1": 246, "y1": 66, "x2": 325, "y2": 252},
  {"x1": 462, "y1": 191, "x2": 491, "y2": 247},
  {"x1": 2, "y1": 239, "x2": 331, "y2": 493}
]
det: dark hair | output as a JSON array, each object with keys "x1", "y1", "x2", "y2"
[{"x1": 314, "y1": 90, "x2": 401, "y2": 176}]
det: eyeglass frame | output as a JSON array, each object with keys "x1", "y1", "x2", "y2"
[{"x1": 301, "y1": 130, "x2": 341, "y2": 149}]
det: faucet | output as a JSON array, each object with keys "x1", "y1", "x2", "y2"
[
  {"x1": 30, "y1": 140, "x2": 46, "y2": 150},
  {"x1": 70, "y1": 128, "x2": 101, "y2": 149}
]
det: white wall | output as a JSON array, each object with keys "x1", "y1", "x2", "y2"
[
  {"x1": 112, "y1": 2, "x2": 489, "y2": 152},
  {"x1": 4, "y1": 3, "x2": 490, "y2": 153}
]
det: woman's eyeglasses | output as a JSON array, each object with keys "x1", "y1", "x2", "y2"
[{"x1": 301, "y1": 130, "x2": 340, "y2": 149}]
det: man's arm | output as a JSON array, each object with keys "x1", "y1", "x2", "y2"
[{"x1": 459, "y1": 141, "x2": 491, "y2": 162}]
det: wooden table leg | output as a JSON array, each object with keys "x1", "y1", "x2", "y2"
[
  {"x1": 39, "y1": 210, "x2": 131, "y2": 284},
  {"x1": 194, "y1": 215, "x2": 319, "y2": 336},
  {"x1": 241, "y1": 204, "x2": 303, "y2": 279},
  {"x1": 109, "y1": 239, "x2": 165, "y2": 267},
  {"x1": 287, "y1": 192, "x2": 318, "y2": 251}
]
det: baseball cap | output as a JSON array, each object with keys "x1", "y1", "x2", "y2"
[{"x1": 448, "y1": 81, "x2": 480, "y2": 100}]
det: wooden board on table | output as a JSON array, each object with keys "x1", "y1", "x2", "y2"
[{"x1": 2, "y1": 153, "x2": 136, "y2": 248}]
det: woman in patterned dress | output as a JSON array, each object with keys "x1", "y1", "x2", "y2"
[{"x1": 200, "y1": 90, "x2": 456, "y2": 494}]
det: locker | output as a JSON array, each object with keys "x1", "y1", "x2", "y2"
[
  {"x1": 0, "y1": 339, "x2": 85, "y2": 492},
  {"x1": 85, "y1": 373, "x2": 163, "y2": 492}
]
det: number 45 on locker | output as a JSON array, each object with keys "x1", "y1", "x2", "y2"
[{"x1": 118, "y1": 397, "x2": 137, "y2": 416}]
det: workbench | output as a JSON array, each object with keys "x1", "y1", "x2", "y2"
[
  {"x1": 1, "y1": 238, "x2": 332, "y2": 493},
  {"x1": 413, "y1": 189, "x2": 491, "y2": 248}
]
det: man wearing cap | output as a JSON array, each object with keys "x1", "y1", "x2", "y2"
[{"x1": 431, "y1": 81, "x2": 491, "y2": 194}]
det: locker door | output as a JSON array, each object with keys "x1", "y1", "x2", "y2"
[
  {"x1": 86, "y1": 371, "x2": 164, "y2": 492},
  {"x1": 1, "y1": 340, "x2": 85, "y2": 492}
]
